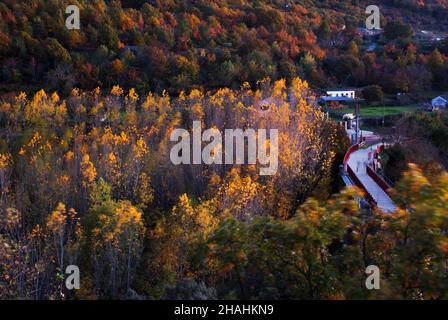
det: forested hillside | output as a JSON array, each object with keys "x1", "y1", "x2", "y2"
[
  {"x1": 1, "y1": 1, "x2": 448, "y2": 300},
  {"x1": 1, "y1": 0, "x2": 448, "y2": 95}
]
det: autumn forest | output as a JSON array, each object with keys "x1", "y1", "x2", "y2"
[{"x1": 0, "y1": 0, "x2": 448, "y2": 301}]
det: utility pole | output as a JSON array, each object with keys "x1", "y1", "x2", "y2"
[
  {"x1": 355, "y1": 102, "x2": 361, "y2": 144},
  {"x1": 283, "y1": 1, "x2": 291, "y2": 30}
]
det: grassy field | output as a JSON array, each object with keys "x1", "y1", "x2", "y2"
[{"x1": 330, "y1": 104, "x2": 421, "y2": 119}]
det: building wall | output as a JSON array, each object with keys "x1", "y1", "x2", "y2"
[
  {"x1": 326, "y1": 90, "x2": 355, "y2": 98},
  {"x1": 432, "y1": 97, "x2": 447, "y2": 108}
]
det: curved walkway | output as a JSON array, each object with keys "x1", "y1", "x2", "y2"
[{"x1": 347, "y1": 143, "x2": 396, "y2": 213}]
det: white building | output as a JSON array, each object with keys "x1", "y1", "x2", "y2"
[
  {"x1": 342, "y1": 113, "x2": 355, "y2": 120},
  {"x1": 431, "y1": 96, "x2": 448, "y2": 111},
  {"x1": 326, "y1": 89, "x2": 356, "y2": 99}
]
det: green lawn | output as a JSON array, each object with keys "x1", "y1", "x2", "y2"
[{"x1": 330, "y1": 104, "x2": 421, "y2": 119}]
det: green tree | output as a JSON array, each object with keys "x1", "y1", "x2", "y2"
[
  {"x1": 46, "y1": 38, "x2": 71, "y2": 65},
  {"x1": 387, "y1": 164, "x2": 448, "y2": 299},
  {"x1": 380, "y1": 144, "x2": 408, "y2": 183},
  {"x1": 427, "y1": 49, "x2": 446, "y2": 87},
  {"x1": 192, "y1": 187, "x2": 364, "y2": 299},
  {"x1": 384, "y1": 21, "x2": 414, "y2": 40},
  {"x1": 317, "y1": 18, "x2": 331, "y2": 40},
  {"x1": 362, "y1": 85, "x2": 384, "y2": 103}
]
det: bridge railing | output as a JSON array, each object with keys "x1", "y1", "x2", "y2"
[
  {"x1": 343, "y1": 142, "x2": 378, "y2": 208},
  {"x1": 347, "y1": 164, "x2": 377, "y2": 207},
  {"x1": 366, "y1": 165, "x2": 393, "y2": 196}
]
